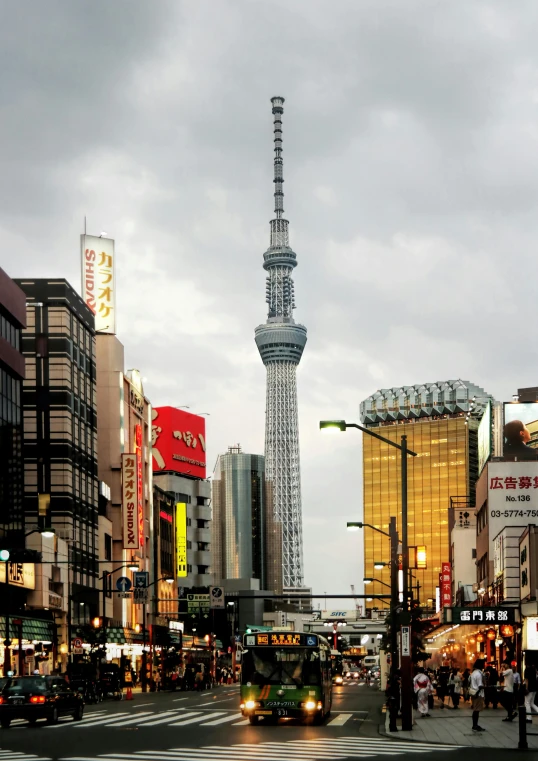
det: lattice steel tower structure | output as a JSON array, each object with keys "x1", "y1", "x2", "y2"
[{"x1": 255, "y1": 97, "x2": 307, "y2": 590}]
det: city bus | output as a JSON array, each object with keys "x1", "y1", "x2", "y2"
[{"x1": 240, "y1": 631, "x2": 332, "y2": 725}]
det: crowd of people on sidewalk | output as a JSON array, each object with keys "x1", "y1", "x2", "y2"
[
  {"x1": 146, "y1": 664, "x2": 237, "y2": 692},
  {"x1": 410, "y1": 659, "x2": 538, "y2": 732}
]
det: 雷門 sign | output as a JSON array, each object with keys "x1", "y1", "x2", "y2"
[{"x1": 444, "y1": 607, "x2": 516, "y2": 625}]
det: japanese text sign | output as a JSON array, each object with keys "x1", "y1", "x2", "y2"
[
  {"x1": 445, "y1": 607, "x2": 516, "y2": 625},
  {"x1": 487, "y1": 462, "x2": 538, "y2": 542},
  {"x1": 152, "y1": 407, "x2": 206, "y2": 478},
  {"x1": 441, "y1": 561, "x2": 452, "y2": 609},
  {"x1": 135, "y1": 424, "x2": 144, "y2": 548},
  {"x1": 176, "y1": 502, "x2": 187, "y2": 578},
  {"x1": 81, "y1": 234, "x2": 116, "y2": 333},
  {"x1": 122, "y1": 452, "x2": 139, "y2": 549}
]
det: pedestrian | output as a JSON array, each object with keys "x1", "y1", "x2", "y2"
[
  {"x1": 484, "y1": 663, "x2": 499, "y2": 709},
  {"x1": 413, "y1": 668, "x2": 433, "y2": 718},
  {"x1": 437, "y1": 667, "x2": 449, "y2": 709},
  {"x1": 449, "y1": 668, "x2": 462, "y2": 709},
  {"x1": 500, "y1": 661, "x2": 517, "y2": 721},
  {"x1": 524, "y1": 660, "x2": 538, "y2": 722},
  {"x1": 195, "y1": 667, "x2": 204, "y2": 691},
  {"x1": 154, "y1": 670, "x2": 161, "y2": 692},
  {"x1": 462, "y1": 668, "x2": 470, "y2": 702},
  {"x1": 469, "y1": 658, "x2": 486, "y2": 732}
]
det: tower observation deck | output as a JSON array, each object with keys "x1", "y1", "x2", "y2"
[{"x1": 255, "y1": 97, "x2": 307, "y2": 590}]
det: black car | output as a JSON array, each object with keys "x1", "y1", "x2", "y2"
[{"x1": 0, "y1": 676, "x2": 84, "y2": 727}]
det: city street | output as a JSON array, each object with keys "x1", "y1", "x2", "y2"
[{"x1": 0, "y1": 681, "x2": 519, "y2": 761}]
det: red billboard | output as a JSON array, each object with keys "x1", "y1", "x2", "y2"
[{"x1": 152, "y1": 407, "x2": 206, "y2": 479}]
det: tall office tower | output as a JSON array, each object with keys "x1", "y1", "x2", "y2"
[
  {"x1": 255, "y1": 97, "x2": 307, "y2": 591},
  {"x1": 16, "y1": 279, "x2": 100, "y2": 627},
  {"x1": 212, "y1": 445, "x2": 282, "y2": 593},
  {"x1": 360, "y1": 380, "x2": 493, "y2": 608}
]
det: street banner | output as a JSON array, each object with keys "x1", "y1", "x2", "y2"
[
  {"x1": 441, "y1": 562, "x2": 452, "y2": 608},
  {"x1": 122, "y1": 453, "x2": 139, "y2": 549}
]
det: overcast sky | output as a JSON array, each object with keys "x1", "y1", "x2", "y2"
[{"x1": 2, "y1": 1, "x2": 538, "y2": 608}]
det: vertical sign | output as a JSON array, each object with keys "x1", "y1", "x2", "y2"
[
  {"x1": 401, "y1": 626, "x2": 411, "y2": 657},
  {"x1": 135, "y1": 424, "x2": 144, "y2": 548},
  {"x1": 176, "y1": 502, "x2": 187, "y2": 578},
  {"x1": 81, "y1": 234, "x2": 116, "y2": 333},
  {"x1": 441, "y1": 562, "x2": 452, "y2": 608},
  {"x1": 122, "y1": 453, "x2": 139, "y2": 549}
]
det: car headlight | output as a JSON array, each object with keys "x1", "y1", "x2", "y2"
[
  {"x1": 245, "y1": 700, "x2": 257, "y2": 710},
  {"x1": 304, "y1": 700, "x2": 317, "y2": 711},
  {"x1": 335, "y1": 676, "x2": 343, "y2": 683}
]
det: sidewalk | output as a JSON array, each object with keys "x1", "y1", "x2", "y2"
[{"x1": 383, "y1": 703, "x2": 538, "y2": 750}]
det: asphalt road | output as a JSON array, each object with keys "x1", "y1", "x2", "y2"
[{"x1": 0, "y1": 680, "x2": 519, "y2": 761}]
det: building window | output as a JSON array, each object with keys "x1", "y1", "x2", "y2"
[
  {"x1": 196, "y1": 496, "x2": 206, "y2": 506},
  {"x1": 104, "y1": 534, "x2": 112, "y2": 561}
]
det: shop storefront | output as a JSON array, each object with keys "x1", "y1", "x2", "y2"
[{"x1": 0, "y1": 616, "x2": 56, "y2": 676}]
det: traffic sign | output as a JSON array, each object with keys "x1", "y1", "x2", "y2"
[
  {"x1": 116, "y1": 577, "x2": 132, "y2": 592},
  {"x1": 210, "y1": 586, "x2": 224, "y2": 609},
  {"x1": 133, "y1": 587, "x2": 149, "y2": 605},
  {"x1": 133, "y1": 571, "x2": 149, "y2": 589},
  {"x1": 187, "y1": 593, "x2": 210, "y2": 613},
  {"x1": 72, "y1": 637, "x2": 83, "y2": 655}
]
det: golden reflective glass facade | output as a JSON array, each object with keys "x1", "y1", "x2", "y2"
[{"x1": 363, "y1": 417, "x2": 470, "y2": 607}]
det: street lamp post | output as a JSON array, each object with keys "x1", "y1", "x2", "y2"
[
  {"x1": 323, "y1": 420, "x2": 417, "y2": 731},
  {"x1": 99, "y1": 562, "x2": 139, "y2": 669}
]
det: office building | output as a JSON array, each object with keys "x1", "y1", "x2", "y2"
[
  {"x1": 212, "y1": 445, "x2": 282, "y2": 593},
  {"x1": 15, "y1": 278, "x2": 101, "y2": 660},
  {"x1": 360, "y1": 380, "x2": 492, "y2": 607},
  {"x1": 96, "y1": 334, "x2": 153, "y2": 650},
  {"x1": 152, "y1": 406, "x2": 211, "y2": 589},
  {"x1": 254, "y1": 97, "x2": 307, "y2": 591},
  {"x1": 0, "y1": 268, "x2": 26, "y2": 544}
]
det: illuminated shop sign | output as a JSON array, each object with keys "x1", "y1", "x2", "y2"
[{"x1": 444, "y1": 607, "x2": 516, "y2": 624}]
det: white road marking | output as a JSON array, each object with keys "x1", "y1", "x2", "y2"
[
  {"x1": 198, "y1": 713, "x2": 242, "y2": 726},
  {"x1": 167, "y1": 712, "x2": 204, "y2": 726},
  {"x1": 138, "y1": 712, "x2": 191, "y2": 727},
  {"x1": 327, "y1": 713, "x2": 353, "y2": 726}
]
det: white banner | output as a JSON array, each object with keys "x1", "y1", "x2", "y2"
[
  {"x1": 487, "y1": 462, "x2": 538, "y2": 541},
  {"x1": 122, "y1": 453, "x2": 139, "y2": 549},
  {"x1": 81, "y1": 234, "x2": 116, "y2": 333}
]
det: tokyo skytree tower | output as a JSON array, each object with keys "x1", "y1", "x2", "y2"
[{"x1": 255, "y1": 97, "x2": 307, "y2": 590}]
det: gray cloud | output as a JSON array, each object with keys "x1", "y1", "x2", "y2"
[{"x1": 2, "y1": 0, "x2": 538, "y2": 601}]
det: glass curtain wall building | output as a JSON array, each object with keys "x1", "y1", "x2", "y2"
[
  {"x1": 212, "y1": 445, "x2": 282, "y2": 593},
  {"x1": 361, "y1": 380, "x2": 492, "y2": 608}
]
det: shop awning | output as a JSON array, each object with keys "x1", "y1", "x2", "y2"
[
  {"x1": 105, "y1": 627, "x2": 127, "y2": 645},
  {"x1": 0, "y1": 616, "x2": 55, "y2": 642}
]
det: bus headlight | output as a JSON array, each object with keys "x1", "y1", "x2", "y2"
[
  {"x1": 304, "y1": 700, "x2": 317, "y2": 711},
  {"x1": 245, "y1": 700, "x2": 257, "y2": 710}
]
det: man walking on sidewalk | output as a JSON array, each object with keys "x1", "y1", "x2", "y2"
[
  {"x1": 470, "y1": 659, "x2": 486, "y2": 732},
  {"x1": 500, "y1": 662, "x2": 517, "y2": 722}
]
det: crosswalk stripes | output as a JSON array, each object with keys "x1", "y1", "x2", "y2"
[
  {"x1": 0, "y1": 751, "x2": 51, "y2": 761},
  {"x1": 61, "y1": 736, "x2": 461, "y2": 761},
  {"x1": 23, "y1": 709, "x2": 361, "y2": 730}
]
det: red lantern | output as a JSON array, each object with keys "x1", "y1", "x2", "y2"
[
  {"x1": 486, "y1": 629, "x2": 496, "y2": 640},
  {"x1": 476, "y1": 633, "x2": 485, "y2": 643},
  {"x1": 500, "y1": 624, "x2": 514, "y2": 638}
]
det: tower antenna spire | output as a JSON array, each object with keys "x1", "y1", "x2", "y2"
[{"x1": 255, "y1": 97, "x2": 307, "y2": 592}]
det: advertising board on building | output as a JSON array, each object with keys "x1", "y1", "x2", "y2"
[
  {"x1": 523, "y1": 616, "x2": 538, "y2": 650},
  {"x1": 440, "y1": 562, "x2": 452, "y2": 608},
  {"x1": 0, "y1": 563, "x2": 35, "y2": 589},
  {"x1": 134, "y1": 424, "x2": 144, "y2": 549},
  {"x1": 80, "y1": 234, "x2": 116, "y2": 333},
  {"x1": 152, "y1": 407, "x2": 206, "y2": 479},
  {"x1": 487, "y1": 462, "x2": 538, "y2": 541},
  {"x1": 503, "y1": 401, "x2": 538, "y2": 460},
  {"x1": 175, "y1": 502, "x2": 187, "y2": 578},
  {"x1": 321, "y1": 610, "x2": 358, "y2": 621},
  {"x1": 477, "y1": 401, "x2": 492, "y2": 475},
  {"x1": 122, "y1": 453, "x2": 139, "y2": 549}
]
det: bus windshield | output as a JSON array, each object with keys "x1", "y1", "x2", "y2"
[{"x1": 242, "y1": 647, "x2": 321, "y2": 687}]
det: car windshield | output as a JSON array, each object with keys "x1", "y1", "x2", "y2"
[
  {"x1": 3, "y1": 677, "x2": 49, "y2": 694},
  {"x1": 242, "y1": 648, "x2": 321, "y2": 687}
]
